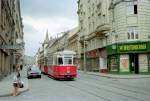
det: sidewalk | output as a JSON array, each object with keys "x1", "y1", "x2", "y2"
[
  {"x1": 0, "y1": 69, "x2": 29, "y2": 97},
  {"x1": 80, "y1": 71, "x2": 150, "y2": 79}
]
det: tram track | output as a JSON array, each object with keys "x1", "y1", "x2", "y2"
[
  {"x1": 64, "y1": 80, "x2": 146, "y2": 101},
  {"x1": 43, "y1": 75, "x2": 111, "y2": 101},
  {"x1": 79, "y1": 73, "x2": 150, "y2": 95},
  {"x1": 42, "y1": 73, "x2": 150, "y2": 101},
  {"x1": 63, "y1": 82, "x2": 111, "y2": 101}
]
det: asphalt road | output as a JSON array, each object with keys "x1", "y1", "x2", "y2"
[{"x1": 1, "y1": 72, "x2": 150, "y2": 101}]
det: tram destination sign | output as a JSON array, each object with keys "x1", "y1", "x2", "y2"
[{"x1": 118, "y1": 43, "x2": 147, "y2": 52}]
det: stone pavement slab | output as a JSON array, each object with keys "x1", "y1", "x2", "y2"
[{"x1": 0, "y1": 70, "x2": 29, "y2": 97}]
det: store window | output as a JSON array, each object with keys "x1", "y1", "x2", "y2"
[
  {"x1": 120, "y1": 55, "x2": 129, "y2": 72},
  {"x1": 110, "y1": 56, "x2": 118, "y2": 72},
  {"x1": 139, "y1": 54, "x2": 148, "y2": 72},
  {"x1": 127, "y1": 1, "x2": 138, "y2": 15},
  {"x1": 127, "y1": 27, "x2": 138, "y2": 40}
]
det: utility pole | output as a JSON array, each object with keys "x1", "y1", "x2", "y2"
[{"x1": 83, "y1": 38, "x2": 87, "y2": 73}]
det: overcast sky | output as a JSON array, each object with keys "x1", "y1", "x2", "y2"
[{"x1": 20, "y1": 0, "x2": 78, "y2": 56}]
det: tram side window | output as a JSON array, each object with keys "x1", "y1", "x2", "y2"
[{"x1": 58, "y1": 57, "x2": 63, "y2": 65}]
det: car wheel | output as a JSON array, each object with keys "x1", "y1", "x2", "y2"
[
  {"x1": 27, "y1": 76, "x2": 31, "y2": 79},
  {"x1": 39, "y1": 75, "x2": 41, "y2": 78}
]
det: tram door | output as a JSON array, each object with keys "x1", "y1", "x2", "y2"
[{"x1": 130, "y1": 53, "x2": 139, "y2": 74}]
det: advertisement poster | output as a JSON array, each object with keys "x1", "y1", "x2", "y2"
[
  {"x1": 110, "y1": 56, "x2": 118, "y2": 71},
  {"x1": 139, "y1": 54, "x2": 148, "y2": 72},
  {"x1": 120, "y1": 55, "x2": 129, "y2": 72}
]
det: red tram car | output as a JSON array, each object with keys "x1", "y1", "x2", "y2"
[{"x1": 41, "y1": 50, "x2": 77, "y2": 79}]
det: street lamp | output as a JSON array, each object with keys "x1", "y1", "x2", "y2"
[
  {"x1": 83, "y1": 38, "x2": 87, "y2": 73},
  {"x1": 15, "y1": 38, "x2": 24, "y2": 66},
  {"x1": 0, "y1": 38, "x2": 24, "y2": 71}
]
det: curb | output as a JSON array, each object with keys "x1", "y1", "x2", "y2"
[
  {"x1": 88, "y1": 73, "x2": 150, "y2": 79},
  {"x1": 80, "y1": 71, "x2": 150, "y2": 79}
]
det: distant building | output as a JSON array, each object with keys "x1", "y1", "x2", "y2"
[
  {"x1": 24, "y1": 55, "x2": 34, "y2": 65},
  {"x1": 67, "y1": 27, "x2": 81, "y2": 68},
  {"x1": 37, "y1": 28, "x2": 81, "y2": 67}
]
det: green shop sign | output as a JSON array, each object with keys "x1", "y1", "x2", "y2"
[
  {"x1": 107, "y1": 42, "x2": 150, "y2": 55},
  {"x1": 119, "y1": 43, "x2": 147, "y2": 52}
]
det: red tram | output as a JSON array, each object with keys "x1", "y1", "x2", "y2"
[{"x1": 41, "y1": 50, "x2": 77, "y2": 79}]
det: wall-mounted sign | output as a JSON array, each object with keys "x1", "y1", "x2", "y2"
[
  {"x1": 112, "y1": 45, "x2": 116, "y2": 49},
  {"x1": 118, "y1": 43, "x2": 147, "y2": 52},
  {"x1": 107, "y1": 42, "x2": 150, "y2": 55}
]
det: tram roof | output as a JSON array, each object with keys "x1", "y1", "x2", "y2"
[{"x1": 54, "y1": 50, "x2": 76, "y2": 55}]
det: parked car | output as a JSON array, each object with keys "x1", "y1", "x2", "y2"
[{"x1": 27, "y1": 65, "x2": 41, "y2": 79}]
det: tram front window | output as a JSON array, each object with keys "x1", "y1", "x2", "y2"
[
  {"x1": 64, "y1": 57, "x2": 72, "y2": 65},
  {"x1": 58, "y1": 57, "x2": 63, "y2": 65}
]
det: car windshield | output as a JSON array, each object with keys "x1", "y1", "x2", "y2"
[{"x1": 31, "y1": 66, "x2": 40, "y2": 71}]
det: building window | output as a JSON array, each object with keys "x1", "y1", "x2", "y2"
[
  {"x1": 97, "y1": 3, "x2": 101, "y2": 9},
  {"x1": 89, "y1": 23, "x2": 91, "y2": 33},
  {"x1": 92, "y1": 21, "x2": 94, "y2": 31},
  {"x1": 127, "y1": 1, "x2": 138, "y2": 15},
  {"x1": 127, "y1": 27, "x2": 138, "y2": 40}
]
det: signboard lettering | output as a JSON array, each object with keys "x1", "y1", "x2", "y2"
[{"x1": 119, "y1": 44, "x2": 147, "y2": 52}]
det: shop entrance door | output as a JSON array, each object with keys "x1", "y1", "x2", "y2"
[{"x1": 130, "y1": 53, "x2": 139, "y2": 74}]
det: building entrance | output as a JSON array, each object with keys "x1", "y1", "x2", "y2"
[{"x1": 130, "y1": 53, "x2": 139, "y2": 74}]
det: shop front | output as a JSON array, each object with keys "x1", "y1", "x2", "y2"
[
  {"x1": 107, "y1": 41, "x2": 150, "y2": 74},
  {"x1": 86, "y1": 48, "x2": 107, "y2": 72}
]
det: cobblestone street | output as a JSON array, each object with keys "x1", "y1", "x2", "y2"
[
  {"x1": 1, "y1": 69, "x2": 150, "y2": 101},
  {"x1": 1, "y1": 0, "x2": 150, "y2": 101}
]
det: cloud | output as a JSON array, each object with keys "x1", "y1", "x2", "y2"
[
  {"x1": 23, "y1": 16, "x2": 78, "y2": 56},
  {"x1": 23, "y1": 23, "x2": 41, "y2": 56},
  {"x1": 21, "y1": 0, "x2": 78, "y2": 56},
  {"x1": 21, "y1": 0, "x2": 78, "y2": 19},
  {"x1": 23, "y1": 16, "x2": 78, "y2": 36}
]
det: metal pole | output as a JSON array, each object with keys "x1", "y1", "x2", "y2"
[{"x1": 83, "y1": 40, "x2": 86, "y2": 73}]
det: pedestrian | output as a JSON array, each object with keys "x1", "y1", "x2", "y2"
[
  {"x1": 76, "y1": 60, "x2": 80, "y2": 70},
  {"x1": 13, "y1": 64, "x2": 15, "y2": 72},
  {"x1": 12, "y1": 65, "x2": 21, "y2": 96},
  {"x1": 20, "y1": 64, "x2": 23, "y2": 70}
]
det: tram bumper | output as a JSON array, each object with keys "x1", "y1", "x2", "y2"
[{"x1": 55, "y1": 74, "x2": 77, "y2": 79}]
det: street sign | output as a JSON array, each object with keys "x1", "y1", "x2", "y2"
[{"x1": 0, "y1": 44, "x2": 23, "y2": 50}]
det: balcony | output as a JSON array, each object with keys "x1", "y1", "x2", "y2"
[{"x1": 95, "y1": 24, "x2": 110, "y2": 37}]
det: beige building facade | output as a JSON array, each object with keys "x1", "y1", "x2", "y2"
[
  {"x1": 13, "y1": 0, "x2": 24, "y2": 67},
  {"x1": 67, "y1": 28, "x2": 81, "y2": 68},
  {"x1": 46, "y1": 31, "x2": 69, "y2": 66},
  {"x1": 107, "y1": 0, "x2": 150, "y2": 74},
  {"x1": 0, "y1": 0, "x2": 24, "y2": 79},
  {"x1": 78, "y1": 0, "x2": 110, "y2": 72},
  {"x1": 78, "y1": 0, "x2": 150, "y2": 74}
]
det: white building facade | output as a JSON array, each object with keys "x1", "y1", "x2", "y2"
[
  {"x1": 78, "y1": 0, "x2": 150, "y2": 74},
  {"x1": 107, "y1": 0, "x2": 150, "y2": 74},
  {"x1": 78, "y1": 0, "x2": 110, "y2": 72}
]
